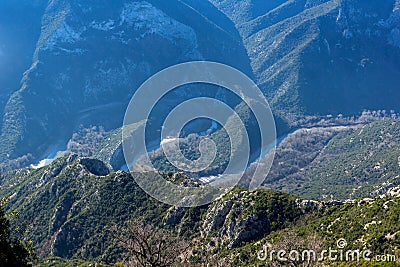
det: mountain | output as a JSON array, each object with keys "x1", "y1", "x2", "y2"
[
  {"x1": 56, "y1": 110, "x2": 400, "y2": 202},
  {"x1": 0, "y1": 155, "x2": 303, "y2": 262},
  {"x1": 0, "y1": 0, "x2": 46, "y2": 124},
  {"x1": 1, "y1": 154, "x2": 399, "y2": 265},
  {"x1": 1, "y1": 117, "x2": 399, "y2": 265},
  {"x1": 210, "y1": 0, "x2": 400, "y2": 119},
  {"x1": 1, "y1": 1, "x2": 400, "y2": 266},
  {"x1": 227, "y1": 186, "x2": 400, "y2": 266},
  {"x1": 1, "y1": 0, "x2": 400, "y2": 167},
  {"x1": 248, "y1": 118, "x2": 400, "y2": 200},
  {"x1": 0, "y1": 0, "x2": 251, "y2": 164}
]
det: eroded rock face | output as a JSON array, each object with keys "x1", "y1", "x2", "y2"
[
  {"x1": 51, "y1": 192, "x2": 75, "y2": 234},
  {"x1": 164, "y1": 206, "x2": 187, "y2": 226},
  {"x1": 2, "y1": 0, "x2": 400, "y2": 169},
  {"x1": 0, "y1": 156, "x2": 308, "y2": 259},
  {"x1": 0, "y1": 0, "x2": 250, "y2": 164},
  {"x1": 210, "y1": 0, "x2": 400, "y2": 119},
  {"x1": 381, "y1": 185, "x2": 400, "y2": 198},
  {"x1": 201, "y1": 190, "x2": 303, "y2": 248},
  {"x1": 79, "y1": 158, "x2": 110, "y2": 176}
]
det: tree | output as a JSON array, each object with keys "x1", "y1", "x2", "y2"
[
  {"x1": 0, "y1": 197, "x2": 36, "y2": 266},
  {"x1": 265, "y1": 230, "x2": 324, "y2": 267},
  {"x1": 111, "y1": 220, "x2": 190, "y2": 267}
]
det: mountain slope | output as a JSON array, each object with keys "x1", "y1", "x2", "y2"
[
  {"x1": 0, "y1": 156, "x2": 303, "y2": 262},
  {"x1": 227, "y1": 186, "x2": 400, "y2": 266},
  {"x1": 0, "y1": 0, "x2": 251, "y2": 164},
  {"x1": 254, "y1": 118, "x2": 400, "y2": 200},
  {"x1": 1, "y1": 156, "x2": 399, "y2": 265},
  {"x1": 0, "y1": 0, "x2": 46, "y2": 119},
  {"x1": 1, "y1": 0, "x2": 400, "y2": 166},
  {"x1": 209, "y1": 0, "x2": 400, "y2": 120}
]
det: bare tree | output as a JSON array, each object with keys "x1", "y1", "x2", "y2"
[
  {"x1": 265, "y1": 230, "x2": 324, "y2": 267},
  {"x1": 111, "y1": 220, "x2": 190, "y2": 267}
]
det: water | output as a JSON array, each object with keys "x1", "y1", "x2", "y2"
[
  {"x1": 260, "y1": 134, "x2": 288, "y2": 158},
  {"x1": 30, "y1": 142, "x2": 67, "y2": 169},
  {"x1": 199, "y1": 120, "x2": 218, "y2": 136}
]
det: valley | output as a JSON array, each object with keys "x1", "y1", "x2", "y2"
[{"x1": 0, "y1": 0, "x2": 399, "y2": 266}]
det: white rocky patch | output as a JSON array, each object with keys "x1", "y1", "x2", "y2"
[
  {"x1": 41, "y1": 22, "x2": 83, "y2": 51},
  {"x1": 395, "y1": 0, "x2": 400, "y2": 12},
  {"x1": 385, "y1": 231, "x2": 399, "y2": 240},
  {"x1": 31, "y1": 158, "x2": 54, "y2": 169},
  {"x1": 119, "y1": 1, "x2": 197, "y2": 46},
  {"x1": 364, "y1": 220, "x2": 377, "y2": 230},
  {"x1": 91, "y1": 19, "x2": 115, "y2": 31}
]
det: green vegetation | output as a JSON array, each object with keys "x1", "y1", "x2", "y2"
[
  {"x1": 0, "y1": 196, "x2": 36, "y2": 266},
  {"x1": 0, "y1": 120, "x2": 399, "y2": 266},
  {"x1": 263, "y1": 119, "x2": 400, "y2": 201},
  {"x1": 296, "y1": 120, "x2": 400, "y2": 200},
  {"x1": 0, "y1": 157, "x2": 170, "y2": 262},
  {"x1": 36, "y1": 257, "x2": 110, "y2": 267},
  {"x1": 0, "y1": 156, "x2": 306, "y2": 265},
  {"x1": 145, "y1": 100, "x2": 270, "y2": 178},
  {"x1": 226, "y1": 191, "x2": 400, "y2": 266},
  {"x1": 0, "y1": 93, "x2": 25, "y2": 162}
]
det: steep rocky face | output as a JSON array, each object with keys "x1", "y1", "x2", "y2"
[
  {"x1": 1, "y1": 0, "x2": 400, "y2": 166},
  {"x1": 209, "y1": 0, "x2": 400, "y2": 119},
  {"x1": 0, "y1": 156, "x2": 303, "y2": 261},
  {"x1": 78, "y1": 157, "x2": 110, "y2": 176},
  {"x1": 201, "y1": 189, "x2": 302, "y2": 248},
  {"x1": 0, "y1": 0, "x2": 250, "y2": 163},
  {"x1": 0, "y1": 0, "x2": 46, "y2": 123},
  {"x1": 0, "y1": 152, "x2": 399, "y2": 263}
]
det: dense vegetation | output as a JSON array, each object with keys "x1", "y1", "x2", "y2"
[
  {"x1": 0, "y1": 120, "x2": 399, "y2": 266},
  {"x1": 0, "y1": 197, "x2": 36, "y2": 266},
  {"x1": 0, "y1": 156, "x2": 304, "y2": 265},
  {"x1": 219, "y1": 187, "x2": 400, "y2": 266},
  {"x1": 258, "y1": 119, "x2": 400, "y2": 201}
]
